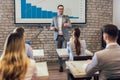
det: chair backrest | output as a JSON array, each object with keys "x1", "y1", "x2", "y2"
[
  {"x1": 74, "y1": 56, "x2": 92, "y2": 61},
  {"x1": 107, "y1": 77, "x2": 120, "y2": 80}
]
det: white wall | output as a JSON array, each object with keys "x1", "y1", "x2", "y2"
[{"x1": 113, "y1": 0, "x2": 120, "y2": 29}]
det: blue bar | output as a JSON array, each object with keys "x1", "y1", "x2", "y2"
[
  {"x1": 21, "y1": 0, "x2": 26, "y2": 4},
  {"x1": 21, "y1": 0, "x2": 26, "y2": 18},
  {"x1": 42, "y1": 10, "x2": 47, "y2": 18},
  {"x1": 31, "y1": 6, "x2": 37, "y2": 18},
  {"x1": 26, "y1": 4, "x2": 32, "y2": 18},
  {"x1": 53, "y1": 12, "x2": 57, "y2": 18},
  {"x1": 37, "y1": 8, "x2": 42, "y2": 18},
  {"x1": 21, "y1": 0, "x2": 63, "y2": 19},
  {"x1": 47, "y1": 11, "x2": 52, "y2": 18}
]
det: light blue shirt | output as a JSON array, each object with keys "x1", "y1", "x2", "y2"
[
  {"x1": 25, "y1": 44, "x2": 34, "y2": 60},
  {"x1": 67, "y1": 39, "x2": 87, "y2": 60}
]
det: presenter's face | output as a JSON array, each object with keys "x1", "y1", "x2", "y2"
[{"x1": 58, "y1": 6, "x2": 64, "y2": 15}]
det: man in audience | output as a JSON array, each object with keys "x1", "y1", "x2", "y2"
[
  {"x1": 86, "y1": 24, "x2": 120, "y2": 80},
  {"x1": 50, "y1": 5, "x2": 71, "y2": 72}
]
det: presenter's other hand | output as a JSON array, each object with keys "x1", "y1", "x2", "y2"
[
  {"x1": 63, "y1": 23, "x2": 69, "y2": 27},
  {"x1": 50, "y1": 27, "x2": 55, "y2": 31}
]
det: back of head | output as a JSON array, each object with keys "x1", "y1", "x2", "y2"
[
  {"x1": 74, "y1": 28, "x2": 81, "y2": 38},
  {"x1": 0, "y1": 32, "x2": 28, "y2": 80},
  {"x1": 102, "y1": 24, "x2": 119, "y2": 41},
  {"x1": 73, "y1": 28, "x2": 81, "y2": 56},
  {"x1": 5, "y1": 32, "x2": 25, "y2": 55},
  {"x1": 14, "y1": 27, "x2": 25, "y2": 37}
]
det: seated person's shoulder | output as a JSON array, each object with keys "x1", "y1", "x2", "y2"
[
  {"x1": 25, "y1": 43, "x2": 30, "y2": 47},
  {"x1": 80, "y1": 40, "x2": 86, "y2": 46},
  {"x1": 29, "y1": 59, "x2": 36, "y2": 67},
  {"x1": 29, "y1": 59, "x2": 35, "y2": 64},
  {"x1": 25, "y1": 43, "x2": 32, "y2": 49},
  {"x1": 94, "y1": 49, "x2": 107, "y2": 57},
  {"x1": 68, "y1": 38, "x2": 73, "y2": 44}
]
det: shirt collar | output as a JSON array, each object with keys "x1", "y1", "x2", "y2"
[
  {"x1": 58, "y1": 15, "x2": 63, "y2": 17},
  {"x1": 106, "y1": 42, "x2": 118, "y2": 48}
]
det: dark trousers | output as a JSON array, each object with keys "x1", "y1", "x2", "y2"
[
  {"x1": 56, "y1": 35, "x2": 66, "y2": 67},
  {"x1": 56, "y1": 35, "x2": 65, "y2": 48}
]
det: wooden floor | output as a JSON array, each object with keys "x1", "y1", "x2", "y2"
[
  {"x1": 46, "y1": 62, "x2": 94, "y2": 80},
  {"x1": 47, "y1": 62, "x2": 67, "y2": 80},
  {"x1": 40, "y1": 62, "x2": 95, "y2": 80}
]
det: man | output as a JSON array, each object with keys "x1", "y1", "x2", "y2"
[
  {"x1": 85, "y1": 24, "x2": 120, "y2": 80},
  {"x1": 50, "y1": 5, "x2": 71, "y2": 72}
]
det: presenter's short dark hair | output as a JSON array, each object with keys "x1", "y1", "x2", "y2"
[
  {"x1": 57, "y1": 5, "x2": 64, "y2": 9},
  {"x1": 102, "y1": 24, "x2": 119, "y2": 40}
]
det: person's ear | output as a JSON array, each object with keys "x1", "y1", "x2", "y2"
[{"x1": 103, "y1": 33, "x2": 108, "y2": 41}]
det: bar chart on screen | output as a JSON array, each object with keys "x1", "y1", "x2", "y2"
[{"x1": 15, "y1": 0, "x2": 86, "y2": 23}]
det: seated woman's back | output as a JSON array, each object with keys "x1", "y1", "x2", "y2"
[
  {"x1": 0, "y1": 33, "x2": 37, "y2": 80},
  {"x1": 68, "y1": 38, "x2": 86, "y2": 56},
  {"x1": 25, "y1": 59, "x2": 37, "y2": 80},
  {"x1": 67, "y1": 28, "x2": 93, "y2": 60}
]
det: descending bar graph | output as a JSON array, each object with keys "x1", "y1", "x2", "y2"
[
  {"x1": 21, "y1": 0, "x2": 57, "y2": 18},
  {"x1": 15, "y1": 0, "x2": 86, "y2": 23},
  {"x1": 21, "y1": 0, "x2": 78, "y2": 19}
]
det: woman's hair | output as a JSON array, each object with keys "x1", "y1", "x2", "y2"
[
  {"x1": 73, "y1": 28, "x2": 81, "y2": 56},
  {"x1": 0, "y1": 32, "x2": 29, "y2": 80},
  {"x1": 14, "y1": 27, "x2": 25, "y2": 37}
]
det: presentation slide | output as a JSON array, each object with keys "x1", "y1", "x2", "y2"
[{"x1": 15, "y1": 0, "x2": 86, "y2": 23}]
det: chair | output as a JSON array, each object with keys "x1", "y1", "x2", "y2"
[
  {"x1": 107, "y1": 77, "x2": 120, "y2": 80},
  {"x1": 74, "y1": 56, "x2": 92, "y2": 61},
  {"x1": 67, "y1": 70, "x2": 92, "y2": 80}
]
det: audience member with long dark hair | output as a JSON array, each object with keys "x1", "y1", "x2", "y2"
[
  {"x1": 67, "y1": 28, "x2": 93, "y2": 60},
  {"x1": 13, "y1": 27, "x2": 34, "y2": 59}
]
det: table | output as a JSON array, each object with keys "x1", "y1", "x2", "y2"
[
  {"x1": 85, "y1": 49, "x2": 93, "y2": 56},
  {"x1": 56, "y1": 48, "x2": 69, "y2": 58},
  {"x1": 36, "y1": 62, "x2": 49, "y2": 80},
  {"x1": 33, "y1": 49, "x2": 44, "y2": 58},
  {"x1": 66, "y1": 61, "x2": 92, "y2": 80}
]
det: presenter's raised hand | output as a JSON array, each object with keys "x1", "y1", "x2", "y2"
[
  {"x1": 50, "y1": 27, "x2": 55, "y2": 31},
  {"x1": 63, "y1": 23, "x2": 69, "y2": 27}
]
